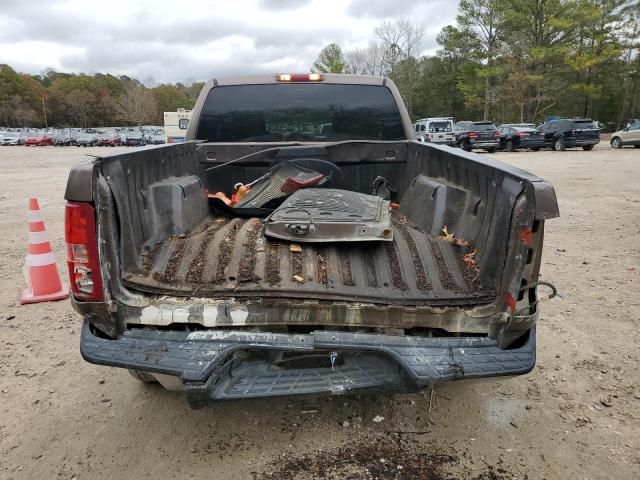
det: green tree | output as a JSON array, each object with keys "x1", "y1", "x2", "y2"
[
  {"x1": 457, "y1": 0, "x2": 507, "y2": 120},
  {"x1": 616, "y1": 0, "x2": 640, "y2": 127},
  {"x1": 152, "y1": 84, "x2": 193, "y2": 122},
  {"x1": 312, "y1": 43, "x2": 346, "y2": 73},
  {"x1": 566, "y1": 0, "x2": 625, "y2": 117},
  {"x1": 501, "y1": 0, "x2": 580, "y2": 122}
]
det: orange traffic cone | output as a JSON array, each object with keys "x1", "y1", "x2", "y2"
[{"x1": 20, "y1": 198, "x2": 70, "y2": 304}]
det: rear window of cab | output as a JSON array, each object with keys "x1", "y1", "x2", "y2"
[{"x1": 196, "y1": 84, "x2": 406, "y2": 142}]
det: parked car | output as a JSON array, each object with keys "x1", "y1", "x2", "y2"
[
  {"x1": 453, "y1": 121, "x2": 500, "y2": 152},
  {"x1": 539, "y1": 118, "x2": 600, "y2": 151},
  {"x1": 624, "y1": 118, "x2": 640, "y2": 128},
  {"x1": 97, "y1": 132, "x2": 122, "y2": 146},
  {"x1": 53, "y1": 132, "x2": 74, "y2": 146},
  {"x1": 1, "y1": 132, "x2": 21, "y2": 145},
  {"x1": 66, "y1": 73, "x2": 559, "y2": 408},
  {"x1": 124, "y1": 130, "x2": 144, "y2": 146},
  {"x1": 76, "y1": 132, "x2": 98, "y2": 147},
  {"x1": 497, "y1": 124, "x2": 545, "y2": 152},
  {"x1": 25, "y1": 134, "x2": 51, "y2": 146},
  {"x1": 610, "y1": 121, "x2": 640, "y2": 149},
  {"x1": 148, "y1": 132, "x2": 166, "y2": 144}
]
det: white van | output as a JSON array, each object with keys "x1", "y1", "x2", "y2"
[{"x1": 414, "y1": 117, "x2": 455, "y2": 145}]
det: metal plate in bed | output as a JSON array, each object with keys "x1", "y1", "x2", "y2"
[{"x1": 264, "y1": 189, "x2": 393, "y2": 242}]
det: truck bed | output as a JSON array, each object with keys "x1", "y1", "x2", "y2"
[{"x1": 124, "y1": 213, "x2": 495, "y2": 306}]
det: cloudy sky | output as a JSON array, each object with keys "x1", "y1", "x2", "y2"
[{"x1": 0, "y1": 0, "x2": 457, "y2": 84}]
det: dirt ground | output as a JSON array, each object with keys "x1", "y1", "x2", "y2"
[{"x1": 0, "y1": 143, "x2": 638, "y2": 480}]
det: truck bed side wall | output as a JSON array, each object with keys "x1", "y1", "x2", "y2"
[{"x1": 100, "y1": 142, "x2": 208, "y2": 275}]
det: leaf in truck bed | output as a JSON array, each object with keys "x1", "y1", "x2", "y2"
[
  {"x1": 462, "y1": 250, "x2": 478, "y2": 270},
  {"x1": 440, "y1": 226, "x2": 455, "y2": 243},
  {"x1": 440, "y1": 226, "x2": 471, "y2": 248}
]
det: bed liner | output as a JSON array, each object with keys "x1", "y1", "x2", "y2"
[{"x1": 125, "y1": 214, "x2": 495, "y2": 306}]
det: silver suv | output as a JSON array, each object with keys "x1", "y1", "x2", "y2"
[{"x1": 610, "y1": 122, "x2": 640, "y2": 149}]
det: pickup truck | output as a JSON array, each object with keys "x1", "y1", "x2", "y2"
[{"x1": 65, "y1": 74, "x2": 559, "y2": 408}]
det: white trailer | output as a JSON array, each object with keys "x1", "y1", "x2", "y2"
[{"x1": 164, "y1": 108, "x2": 192, "y2": 143}]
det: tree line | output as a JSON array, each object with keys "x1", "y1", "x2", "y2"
[
  {"x1": 0, "y1": 64, "x2": 203, "y2": 128},
  {"x1": 312, "y1": 0, "x2": 639, "y2": 130},
  {"x1": 1, "y1": 0, "x2": 637, "y2": 130}
]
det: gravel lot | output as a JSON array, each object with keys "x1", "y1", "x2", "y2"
[{"x1": 0, "y1": 144, "x2": 639, "y2": 480}]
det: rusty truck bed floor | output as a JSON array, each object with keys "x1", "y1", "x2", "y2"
[{"x1": 125, "y1": 215, "x2": 495, "y2": 306}]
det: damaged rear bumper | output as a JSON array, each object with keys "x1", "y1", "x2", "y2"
[{"x1": 80, "y1": 321, "x2": 536, "y2": 408}]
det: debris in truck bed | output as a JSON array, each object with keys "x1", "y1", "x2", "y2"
[
  {"x1": 289, "y1": 243, "x2": 302, "y2": 253},
  {"x1": 265, "y1": 243, "x2": 282, "y2": 286},
  {"x1": 215, "y1": 218, "x2": 247, "y2": 283},
  {"x1": 152, "y1": 240, "x2": 185, "y2": 284},
  {"x1": 363, "y1": 247, "x2": 379, "y2": 288},
  {"x1": 235, "y1": 160, "x2": 326, "y2": 209},
  {"x1": 265, "y1": 188, "x2": 393, "y2": 243},
  {"x1": 440, "y1": 226, "x2": 471, "y2": 248},
  {"x1": 384, "y1": 243, "x2": 409, "y2": 291},
  {"x1": 462, "y1": 250, "x2": 478, "y2": 270},
  {"x1": 316, "y1": 251, "x2": 329, "y2": 285},
  {"x1": 291, "y1": 249, "x2": 304, "y2": 277},
  {"x1": 140, "y1": 249, "x2": 156, "y2": 276},
  {"x1": 393, "y1": 216, "x2": 432, "y2": 291},
  {"x1": 338, "y1": 250, "x2": 355, "y2": 287},
  {"x1": 293, "y1": 275, "x2": 304, "y2": 283},
  {"x1": 237, "y1": 218, "x2": 263, "y2": 283},
  {"x1": 129, "y1": 214, "x2": 495, "y2": 306},
  {"x1": 427, "y1": 237, "x2": 460, "y2": 292},
  {"x1": 185, "y1": 218, "x2": 229, "y2": 283}
]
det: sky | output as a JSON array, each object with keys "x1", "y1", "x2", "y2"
[{"x1": 0, "y1": 0, "x2": 458, "y2": 84}]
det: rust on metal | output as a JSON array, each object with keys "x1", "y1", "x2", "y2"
[
  {"x1": 185, "y1": 218, "x2": 229, "y2": 283},
  {"x1": 339, "y1": 250, "x2": 355, "y2": 287},
  {"x1": 384, "y1": 242, "x2": 408, "y2": 291},
  {"x1": 394, "y1": 220, "x2": 432, "y2": 291},
  {"x1": 426, "y1": 236, "x2": 460, "y2": 291},
  {"x1": 153, "y1": 239, "x2": 186, "y2": 284},
  {"x1": 265, "y1": 243, "x2": 282, "y2": 286},
  {"x1": 215, "y1": 218, "x2": 248, "y2": 283},
  {"x1": 237, "y1": 218, "x2": 263, "y2": 283},
  {"x1": 316, "y1": 250, "x2": 329, "y2": 285}
]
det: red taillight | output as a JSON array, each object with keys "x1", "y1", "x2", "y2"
[
  {"x1": 65, "y1": 202, "x2": 104, "y2": 301},
  {"x1": 468, "y1": 132, "x2": 479, "y2": 138},
  {"x1": 494, "y1": 131, "x2": 500, "y2": 138},
  {"x1": 276, "y1": 73, "x2": 324, "y2": 82}
]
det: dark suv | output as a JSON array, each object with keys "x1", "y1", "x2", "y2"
[
  {"x1": 540, "y1": 118, "x2": 600, "y2": 151},
  {"x1": 453, "y1": 121, "x2": 500, "y2": 152}
]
